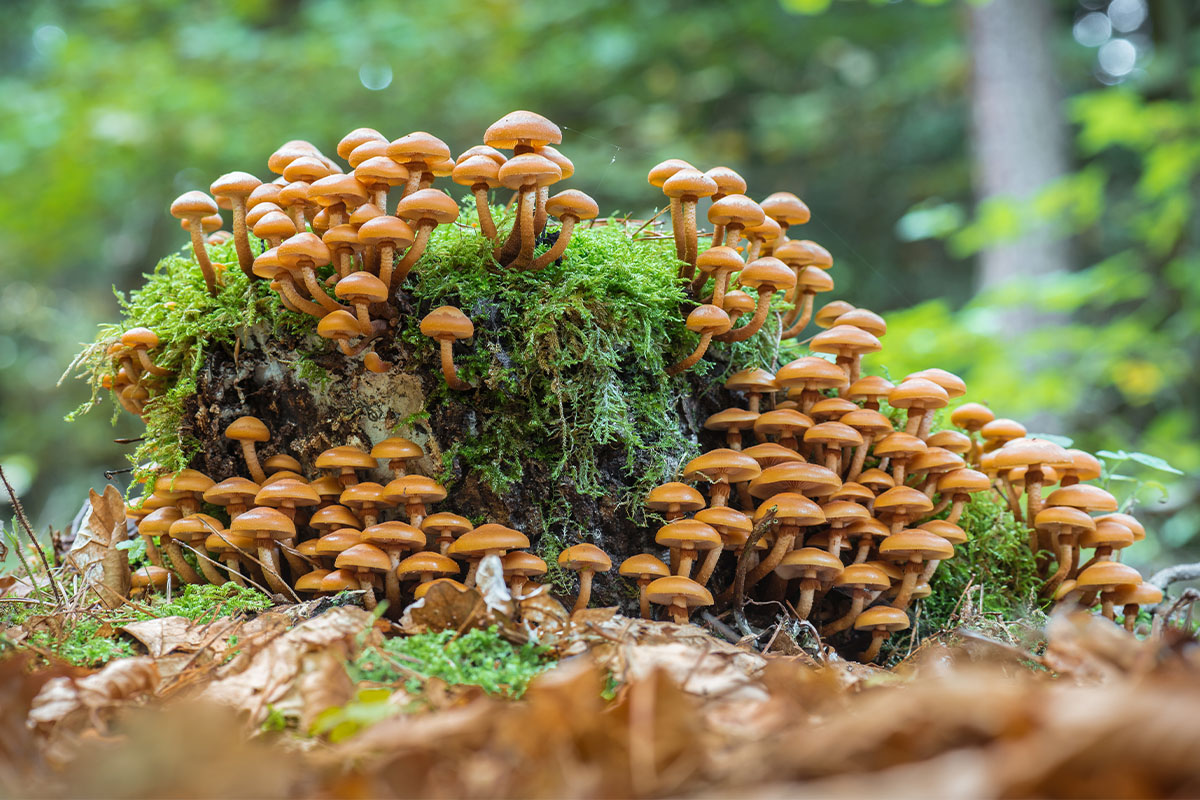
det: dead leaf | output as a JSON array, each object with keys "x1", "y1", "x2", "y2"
[
  {"x1": 67, "y1": 487, "x2": 130, "y2": 608},
  {"x1": 120, "y1": 616, "x2": 239, "y2": 658},
  {"x1": 28, "y1": 656, "x2": 159, "y2": 732}
]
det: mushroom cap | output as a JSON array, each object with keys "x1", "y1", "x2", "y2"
[
  {"x1": 278, "y1": 232, "x2": 332, "y2": 270},
  {"x1": 774, "y1": 239, "x2": 831, "y2": 268},
  {"x1": 722, "y1": 290, "x2": 756, "y2": 315},
  {"x1": 644, "y1": 576, "x2": 713, "y2": 609},
  {"x1": 1110, "y1": 583, "x2": 1163, "y2": 606},
  {"x1": 210, "y1": 171, "x2": 262, "y2": 201},
  {"x1": 497, "y1": 153, "x2": 562, "y2": 190},
  {"x1": 557, "y1": 543, "x2": 613, "y2": 572},
  {"x1": 840, "y1": 409, "x2": 895, "y2": 438},
  {"x1": 647, "y1": 158, "x2": 693, "y2": 188},
  {"x1": 230, "y1": 506, "x2": 296, "y2": 539},
  {"x1": 774, "y1": 547, "x2": 844, "y2": 581},
  {"x1": 348, "y1": 139, "x2": 390, "y2": 168},
  {"x1": 683, "y1": 304, "x2": 732, "y2": 336},
  {"x1": 937, "y1": 468, "x2": 991, "y2": 494},
  {"x1": 357, "y1": 215, "x2": 416, "y2": 250},
  {"x1": 831, "y1": 481, "x2": 875, "y2": 504},
  {"x1": 339, "y1": 482, "x2": 391, "y2": 510},
  {"x1": 205, "y1": 530, "x2": 254, "y2": 553},
  {"x1": 371, "y1": 437, "x2": 424, "y2": 463},
  {"x1": 873, "y1": 432, "x2": 928, "y2": 460},
  {"x1": 705, "y1": 407, "x2": 759, "y2": 433},
  {"x1": 950, "y1": 402, "x2": 996, "y2": 430},
  {"x1": 741, "y1": 443, "x2": 805, "y2": 468},
  {"x1": 888, "y1": 378, "x2": 950, "y2": 411},
  {"x1": 420, "y1": 512, "x2": 474, "y2": 538},
  {"x1": 917, "y1": 519, "x2": 968, "y2": 545},
  {"x1": 317, "y1": 529, "x2": 364, "y2": 555},
  {"x1": 760, "y1": 191, "x2": 812, "y2": 227},
  {"x1": 309, "y1": 475, "x2": 345, "y2": 502},
  {"x1": 310, "y1": 504, "x2": 363, "y2": 532},
  {"x1": 833, "y1": 564, "x2": 891, "y2": 592},
  {"x1": 335, "y1": 271, "x2": 389, "y2": 304},
  {"x1": 317, "y1": 310, "x2": 361, "y2": 340},
  {"x1": 1076, "y1": 561, "x2": 1142, "y2": 592},
  {"x1": 253, "y1": 210, "x2": 299, "y2": 243},
  {"x1": 874, "y1": 486, "x2": 935, "y2": 517},
  {"x1": 545, "y1": 189, "x2": 599, "y2": 221},
  {"x1": 803, "y1": 421, "x2": 864, "y2": 449},
  {"x1": 354, "y1": 155, "x2": 410, "y2": 187},
  {"x1": 855, "y1": 605, "x2": 911, "y2": 632},
  {"x1": 203, "y1": 477, "x2": 262, "y2": 507},
  {"x1": 752, "y1": 492, "x2": 825, "y2": 526},
  {"x1": 811, "y1": 399, "x2": 858, "y2": 421},
  {"x1": 335, "y1": 542, "x2": 391, "y2": 573},
  {"x1": 1061, "y1": 449, "x2": 1104, "y2": 482},
  {"x1": 1080, "y1": 520, "x2": 1135, "y2": 550},
  {"x1": 168, "y1": 514, "x2": 223, "y2": 543},
  {"x1": 395, "y1": 188, "x2": 460, "y2": 225},
  {"x1": 811, "y1": 324, "x2": 882, "y2": 358},
  {"x1": 1046, "y1": 482, "x2": 1118, "y2": 513},
  {"x1": 927, "y1": 429, "x2": 973, "y2": 454},
  {"x1": 645, "y1": 482, "x2": 706, "y2": 513},
  {"x1": 1096, "y1": 512, "x2": 1145, "y2": 541},
  {"x1": 337, "y1": 127, "x2": 387, "y2": 160},
  {"x1": 619, "y1": 554, "x2": 670, "y2": 581},
  {"x1": 846, "y1": 375, "x2": 896, "y2": 402},
  {"x1": 794, "y1": 266, "x2": 835, "y2": 294},
  {"x1": 708, "y1": 194, "x2": 766, "y2": 228},
  {"x1": 283, "y1": 155, "x2": 335, "y2": 184},
  {"x1": 155, "y1": 469, "x2": 214, "y2": 496},
  {"x1": 121, "y1": 327, "x2": 160, "y2": 349},
  {"x1": 749, "y1": 462, "x2": 841, "y2": 498},
  {"x1": 836, "y1": 308, "x2": 887, "y2": 337},
  {"x1": 1034, "y1": 505, "x2": 1097, "y2": 536},
  {"x1": 225, "y1": 416, "x2": 270, "y2": 443},
  {"x1": 457, "y1": 145, "x2": 508, "y2": 166},
  {"x1": 296, "y1": 569, "x2": 333, "y2": 594},
  {"x1": 821, "y1": 500, "x2": 871, "y2": 525},
  {"x1": 739, "y1": 257, "x2": 797, "y2": 292},
  {"x1": 309, "y1": 174, "x2": 370, "y2": 209},
  {"x1": 414, "y1": 578, "x2": 468, "y2": 599},
  {"x1": 776, "y1": 356, "x2": 849, "y2": 391},
  {"x1": 693, "y1": 506, "x2": 753, "y2": 539},
  {"x1": 745, "y1": 214, "x2": 783, "y2": 243},
  {"x1": 383, "y1": 475, "x2": 447, "y2": 506},
  {"x1": 131, "y1": 565, "x2": 173, "y2": 590},
  {"x1": 879, "y1": 529, "x2": 955, "y2": 562},
  {"x1": 704, "y1": 166, "x2": 746, "y2": 196},
  {"x1": 654, "y1": 519, "x2": 722, "y2": 552},
  {"x1": 906, "y1": 368, "x2": 967, "y2": 398},
  {"x1": 263, "y1": 470, "x2": 307, "y2": 486},
  {"x1": 662, "y1": 167, "x2": 718, "y2": 199},
  {"x1": 847, "y1": 517, "x2": 892, "y2": 542},
  {"x1": 724, "y1": 367, "x2": 778, "y2": 395},
  {"x1": 247, "y1": 182, "x2": 283, "y2": 208},
  {"x1": 170, "y1": 190, "x2": 219, "y2": 218},
  {"x1": 994, "y1": 438, "x2": 1074, "y2": 471},
  {"x1": 397, "y1": 551, "x2": 461, "y2": 579},
  {"x1": 254, "y1": 479, "x2": 321, "y2": 508},
  {"x1": 386, "y1": 131, "x2": 452, "y2": 164},
  {"x1": 420, "y1": 306, "x2": 474, "y2": 341},
  {"x1": 683, "y1": 448, "x2": 761, "y2": 485},
  {"x1": 502, "y1": 550, "x2": 548, "y2": 579},
  {"x1": 450, "y1": 524, "x2": 529, "y2": 556},
  {"x1": 252, "y1": 248, "x2": 285, "y2": 280},
  {"x1": 319, "y1": 569, "x2": 362, "y2": 592},
  {"x1": 981, "y1": 418, "x2": 1027, "y2": 441},
  {"x1": 484, "y1": 110, "x2": 562, "y2": 150},
  {"x1": 362, "y1": 521, "x2": 425, "y2": 550},
  {"x1": 909, "y1": 447, "x2": 966, "y2": 475},
  {"x1": 815, "y1": 300, "x2": 856, "y2": 328},
  {"x1": 316, "y1": 445, "x2": 378, "y2": 471}
]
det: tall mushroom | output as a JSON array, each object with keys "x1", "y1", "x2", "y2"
[
  {"x1": 452, "y1": 155, "x2": 502, "y2": 241},
  {"x1": 647, "y1": 159, "x2": 694, "y2": 262},
  {"x1": 682, "y1": 448, "x2": 762, "y2": 509},
  {"x1": 661, "y1": 168, "x2": 718, "y2": 272},
  {"x1": 496, "y1": 153, "x2": 562, "y2": 268},
  {"x1": 230, "y1": 507, "x2": 296, "y2": 596},
  {"x1": 210, "y1": 171, "x2": 262, "y2": 279},
  {"x1": 361, "y1": 521, "x2": 425, "y2": 611},
  {"x1": 420, "y1": 306, "x2": 474, "y2": 391},
  {"x1": 667, "y1": 304, "x2": 731, "y2": 376},
  {"x1": 744, "y1": 492, "x2": 825, "y2": 590},
  {"x1": 386, "y1": 131, "x2": 452, "y2": 199},
  {"x1": 654, "y1": 520, "x2": 721, "y2": 579},
  {"x1": 278, "y1": 233, "x2": 348, "y2": 314},
  {"x1": 224, "y1": 416, "x2": 270, "y2": 484},
  {"x1": 811, "y1": 324, "x2": 882, "y2": 387},
  {"x1": 392, "y1": 188, "x2": 459, "y2": 286},
  {"x1": 334, "y1": 543, "x2": 390, "y2": 611},
  {"x1": 357, "y1": 215, "x2": 414, "y2": 289},
  {"x1": 530, "y1": 190, "x2": 599, "y2": 270},
  {"x1": 775, "y1": 547, "x2": 844, "y2": 619},
  {"x1": 707, "y1": 194, "x2": 765, "y2": 250},
  {"x1": 557, "y1": 544, "x2": 613, "y2": 612},
  {"x1": 170, "y1": 191, "x2": 221, "y2": 295}
]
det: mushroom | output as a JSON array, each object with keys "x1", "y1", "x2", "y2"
[
  {"x1": 846, "y1": 375, "x2": 895, "y2": 412},
  {"x1": 654, "y1": 520, "x2": 721, "y2": 580},
  {"x1": 692, "y1": 506, "x2": 753, "y2": 586},
  {"x1": 447, "y1": 524, "x2": 529, "y2": 586},
  {"x1": 742, "y1": 215, "x2": 783, "y2": 263},
  {"x1": 334, "y1": 543, "x2": 390, "y2": 611},
  {"x1": 137, "y1": 506, "x2": 179, "y2": 572},
  {"x1": 229, "y1": 507, "x2": 297, "y2": 596},
  {"x1": 760, "y1": 191, "x2": 812, "y2": 240},
  {"x1": 318, "y1": 310, "x2": 380, "y2": 357},
  {"x1": 840, "y1": 409, "x2": 895, "y2": 482},
  {"x1": 908, "y1": 447, "x2": 967, "y2": 497},
  {"x1": 414, "y1": 578, "x2": 468, "y2": 599},
  {"x1": 315, "y1": 445, "x2": 377, "y2": 487},
  {"x1": 370, "y1": 437, "x2": 424, "y2": 479},
  {"x1": 878, "y1": 528, "x2": 954, "y2": 610},
  {"x1": 811, "y1": 324, "x2": 882, "y2": 387},
  {"x1": 310, "y1": 505, "x2": 363, "y2": 537},
  {"x1": 980, "y1": 417, "x2": 1027, "y2": 454},
  {"x1": 451, "y1": 155, "x2": 502, "y2": 241},
  {"x1": 1077, "y1": 519, "x2": 1136, "y2": 573},
  {"x1": 707, "y1": 194, "x2": 765, "y2": 251},
  {"x1": 1075, "y1": 561, "x2": 1143, "y2": 619},
  {"x1": 557, "y1": 544, "x2": 613, "y2": 612},
  {"x1": 854, "y1": 606, "x2": 910, "y2": 663},
  {"x1": 932, "y1": 468, "x2": 991, "y2": 523},
  {"x1": 822, "y1": 563, "x2": 891, "y2": 636},
  {"x1": 744, "y1": 492, "x2": 825, "y2": 590},
  {"x1": 692, "y1": 246, "x2": 745, "y2": 304},
  {"x1": 705, "y1": 166, "x2": 747, "y2": 204},
  {"x1": 530, "y1": 190, "x2": 599, "y2": 270},
  {"x1": 873, "y1": 432, "x2": 928, "y2": 485},
  {"x1": 502, "y1": 551, "x2": 548, "y2": 596},
  {"x1": 120, "y1": 328, "x2": 170, "y2": 377},
  {"x1": 396, "y1": 551, "x2": 461, "y2": 592},
  {"x1": 496, "y1": 154, "x2": 562, "y2": 268},
  {"x1": 722, "y1": 290, "x2": 756, "y2": 327},
  {"x1": 382, "y1": 475, "x2": 447, "y2": 527},
  {"x1": 354, "y1": 155, "x2": 409, "y2": 212},
  {"x1": 803, "y1": 421, "x2": 864, "y2": 475},
  {"x1": 753, "y1": 409, "x2": 814, "y2": 451},
  {"x1": 644, "y1": 482, "x2": 706, "y2": 522},
  {"x1": 168, "y1": 515, "x2": 228, "y2": 585},
  {"x1": 780, "y1": 265, "x2": 836, "y2": 340},
  {"x1": 667, "y1": 304, "x2": 731, "y2": 376},
  {"x1": 210, "y1": 171, "x2": 263, "y2": 278},
  {"x1": 775, "y1": 356, "x2": 849, "y2": 414},
  {"x1": 337, "y1": 127, "x2": 387, "y2": 162},
  {"x1": 661, "y1": 168, "x2": 718, "y2": 270},
  {"x1": 339, "y1": 482, "x2": 391, "y2": 528},
  {"x1": 873, "y1": 486, "x2": 935, "y2": 535},
  {"x1": 334, "y1": 271, "x2": 389, "y2": 334},
  {"x1": 392, "y1": 188, "x2": 459, "y2": 286},
  {"x1": 644, "y1": 575, "x2": 713, "y2": 624},
  {"x1": 647, "y1": 159, "x2": 694, "y2": 263},
  {"x1": 724, "y1": 368, "x2": 779, "y2": 414},
  {"x1": 1034, "y1": 506, "x2": 1097, "y2": 595},
  {"x1": 203, "y1": 476, "x2": 261, "y2": 520},
  {"x1": 254, "y1": 248, "x2": 325, "y2": 317},
  {"x1": 705, "y1": 408, "x2": 760, "y2": 451},
  {"x1": 619, "y1": 554, "x2": 671, "y2": 619},
  {"x1": 821, "y1": 500, "x2": 871, "y2": 556},
  {"x1": 419, "y1": 306, "x2": 474, "y2": 390},
  {"x1": 846, "y1": 518, "x2": 891, "y2": 564},
  {"x1": 1059, "y1": 449, "x2": 1104, "y2": 487},
  {"x1": 994, "y1": 437, "x2": 1073, "y2": 540},
  {"x1": 774, "y1": 547, "x2": 844, "y2": 619},
  {"x1": 718, "y1": 257, "x2": 796, "y2": 342},
  {"x1": 420, "y1": 512, "x2": 473, "y2": 555},
  {"x1": 361, "y1": 521, "x2": 425, "y2": 611},
  {"x1": 949, "y1": 402, "x2": 996, "y2": 464},
  {"x1": 170, "y1": 191, "x2": 221, "y2": 295},
  {"x1": 386, "y1": 131, "x2": 452, "y2": 198},
  {"x1": 252, "y1": 210, "x2": 298, "y2": 249},
  {"x1": 254, "y1": 478, "x2": 321, "y2": 522},
  {"x1": 278, "y1": 233, "x2": 348, "y2": 314},
  {"x1": 131, "y1": 565, "x2": 174, "y2": 597},
  {"x1": 683, "y1": 448, "x2": 761, "y2": 509},
  {"x1": 889, "y1": 378, "x2": 950, "y2": 439},
  {"x1": 322, "y1": 224, "x2": 361, "y2": 279},
  {"x1": 1112, "y1": 583, "x2": 1163, "y2": 633}
]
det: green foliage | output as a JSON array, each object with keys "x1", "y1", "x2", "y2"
[
  {"x1": 131, "y1": 581, "x2": 273, "y2": 624},
  {"x1": 310, "y1": 686, "x2": 404, "y2": 742},
  {"x1": 350, "y1": 626, "x2": 555, "y2": 699}
]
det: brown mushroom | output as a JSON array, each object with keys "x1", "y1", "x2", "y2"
[{"x1": 420, "y1": 306, "x2": 474, "y2": 390}]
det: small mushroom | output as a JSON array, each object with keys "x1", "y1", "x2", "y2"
[
  {"x1": 654, "y1": 520, "x2": 720, "y2": 580},
  {"x1": 452, "y1": 155, "x2": 502, "y2": 241},
  {"x1": 420, "y1": 306, "x2": 474, "y2": 390},
  {"x1": 278, "y1": 233, "x2": 348, "y2": 314},
  {"x1": 224, "y1": 416, "x2": 270, "y2": 483},
  {"x1": 719, "y1": 257, "x2": 796, "y2": 342},
  {"x1": 361, "y1": 521, "x2": 426, "y2": 611},
  {"x1": 854, "y1": 605, "x2": 910, "y2": 663},
  {"x1": 229, "y1": 507, "x2": 297, "y2": 596},
  {"x1": 382, "y1": 475, "x2": 447, "y2": 527},
  {"x1": 120, "y1": 328, "x2": 170, "y2": 377},
  {"x1": 530, "y1": 190, "x2": 599, "y2": 270},
  {"x1": 334, "y1": 543, "x2": 391, "y2": 611},
  {"x1": 354, "y1": 155, "x2": 409, "y2": 212},
  {"x1": 667, "y1": 304, "x2": 731, "y2": 376},
  {"x1": 357, "y1": 215, "x2": 415, "y2": 289},
  {"x1": 775, "y1": 547, "x2": 844, "y2": 619},
  {"x1": 396, "y1": 551, "x2": 461, "y2": 590},
  {"x1": 420, "y1": 513, "x2": 474, "y2": 555},
  {"x1": 447, "y1": 524, "x2": 529, "y2": 586},
  {"x1": 392, "y1": 188, "x2": 460, "y2": 286},
  {"x1": 370, "y1": 437, "x2": 424, "y2": 479},
  {"x1": 334, "y1": 271, "x2": 389, "y2": 335},
  {"x1": 386, "y1": 131, "x2": 452, "y2": 198},
  {"x1": 878, "y1": 528, "x2": 954, "y2": 610},
  {"x1": 822, "y1": 563, "x2": 891, "y2": 636},
  {"x1": 644, "y1": 575, "x2": 712, "y2": 624},
  {"x1": 502, "y1": 551, "x2": 548, "y2": 596},
  {"x1": 683, "y1": 448, "x2": 762, "y2": 509},
  {"x1": 170, "y1": 191, "x2": 221, "y2": 295},
  {"x1": 619, "y1": 554, "x2": 671, "y2": 619},
  {"x1": 169, "y1": 515, "x2": 228, "y2": 585},
  {"x1": 496, "y1": 154, "x2": 562, "y2": 268},
  {"x1": 744, "y1": 492, "x2": 825, "y2": 590},
  {"x1": 557, "y1": 543, "x2": 613, "y2": 612}
]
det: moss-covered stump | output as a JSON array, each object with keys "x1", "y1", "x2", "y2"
[{"x1": 74, "y1": 208, "x2": 777, "y2": 608}]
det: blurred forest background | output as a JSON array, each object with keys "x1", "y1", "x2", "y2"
[{"x1": 1, "y1": 0, "x2": 1197, "y2": 572}]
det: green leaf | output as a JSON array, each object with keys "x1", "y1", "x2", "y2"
[
  {"x1": 1128, "y1": 452, "x2": 1184, "y2": 475},
  {"x1": 1097, "y1": 450, "x2": 1129, "y2": 461},
  {"x1": 1026, "y1": 432, "x2": 1074, "y2": 448}
]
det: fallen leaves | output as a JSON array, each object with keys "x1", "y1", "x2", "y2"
[{"x1": 65, "y1": 487, "x2": 130, "y2": 608}]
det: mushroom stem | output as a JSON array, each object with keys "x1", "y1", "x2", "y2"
[
  {"x1": 745, "y1": 528, "x2": 797, "y2": 589},
  {"x1": 709, "y1": 481, "x2": 732, "y2": 509},
  {"x1": 668, "y1": 600, "x2": 689, "y2": 625},
  {"x1": 530, "y1": 215, "x2": 579, "y2": 270},
  {"x1": 710, "y1": 222, "x2": 726, "y2": 248},
  {"x1": 495, "y1": 192, "x2": 524, "y2": 264},
  {"x1": 1123, "y1": 604, "x2": 1139, "y2": 633},
  {"x1": 391, "y1": 223, "x2": 433, "y2": 287},
  {"x1": 638, "y1": 581, "x2": 652, "y2": 620},
  {"x1": 189, "y1": 547, "x2": 228, "y2": 586},
  {"x1": 795, "y1": 578, "x2": 818, "y2": 620},
  {"x1": 892, "y1": 564, "x2": 920, "y2": 610},
  {"x1": 853, "y1": 539, "x2": 872, "y2": 564},
  {"x1": 666, "y1": 332, "x2": 714, "y2": 376},
  {"x1": 301, "y1": 267, "x2": 350, "y2": 314},
  {"x1": 668, "y1": 197, "x2": 686, "y2": 268},
  {"x1": 471, "y1": 186, "x2": 498, "y2": 241},
  {"x1": 377, "y1": 243, "x2": 397, "y2": 289},
  {"x1": 534, "y1": 186, "x2": 550, "y2": 236},
  {"x1": 276, "y1": 276, "x2": 328, "y2": 318},
  {"x1": 357, "y1": 577, "x2": 378, "y2": 611},
  {"x1": 847, "y1": 441, "x2": 871, "y2": 482},
  {"x1": 222, "y1": 556, "x2": 247, "y2": 586},
  {"x1": 1024, "y1": 468, "x2": 1045, "y2": 534},
  {"x1": 133, "y1": 348, "x2": 170, "y2": 377},
  {"x1": 279, "y1": 537, "x2": 308, "y2": 578},
  {"x1": 511, "y1": 187, "x2": 538, "y2": 268},
  {"x1": 780, "y1": 292, "x2": 815, "y2": 339},
  {"x1": 1042, "y1": 538, "x2": 1076, "y2": 597},
  {"x1": 230, "y1": 200, "x2": 255, "y2": 279},
  {"x1": 437, "y1": 338, "x2": 470, "y2": 390},
  {"x1": 693, "y1": 544, "x2": 724, "y2": 587},
  {"x1": 904, "y1": 410, "x2": 923, "y2": 436},
  {"x1": 677, "y1": 551, "x2": 696, "y2": 580},
  {"x1": 352, "y1": 301, "x2": 373, "y2": 336},
  {"x1": 258, "y1": 545, "x2": 292, "y2": 596},
  {"x1": 861, "y1": 630, "x2": 888, "y2": 662},
  {"x1": 717, "y1": 288, "x2": 771, "y2": 342},
  {"x1": 822, "y1": 592, "x2": 867, "y2": 636},
  {"x1": 917, "y1": 410, "x2": 937, "y2": 440},
  {"x1": 187, "y1": 219, "x2": 218, "y2": 296},
  {"x1": 162, "y1": 539, "x2": 203, "y2": 584},
  {"x1": 239, "y1": 440, "x2": 267, "y2": 485},
  {"x1": 573, "y1": 570, "x2": 595, "y2": 612},
  {"x1": 682, "y1": 199, "x2": 699, "y2": 269},
  {"x1": 384, "y1": 553, "x2": 402, "y2": 612}
]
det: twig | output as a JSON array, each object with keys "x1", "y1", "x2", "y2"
[
  {"x1": 1148, "y1": 562, "x2": 1200, "y2": 591},
  {"x1": 629, "y1": 206, "x2": 670, "y2": 239},
  {"x1": 1151, "y1": 588, "x2": 1200, "y2": 638},
  {"x1": 728, "y1": 507, "x2": 777, "y2": 637},
  {"x1": 1, "y1": 464, "x2": 63, "y2": 604},
  {"x1": 699, "y1": 610, "x2": 740, "y2": 644}
]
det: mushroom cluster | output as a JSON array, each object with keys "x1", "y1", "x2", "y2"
[
  {"x1": 125, "y1": 416, "x2": 588, "y2": 618},
  {"x1": 101, "y1": 328, "x2": 174, "y2": 417},
  {"x1": 162, "y1": 111, "x2": 596, "y2": 380}
]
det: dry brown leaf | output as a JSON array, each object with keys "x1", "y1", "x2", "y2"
[
  {"x1": 28, "y1": 656, "x2": 159, "y2": 732},
  {"x1": 66, "y1": 486, "x2": 130, "y2": 608},
  {"x1": 119, "y1": 615, "x2": 240, "y2": 658}
]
